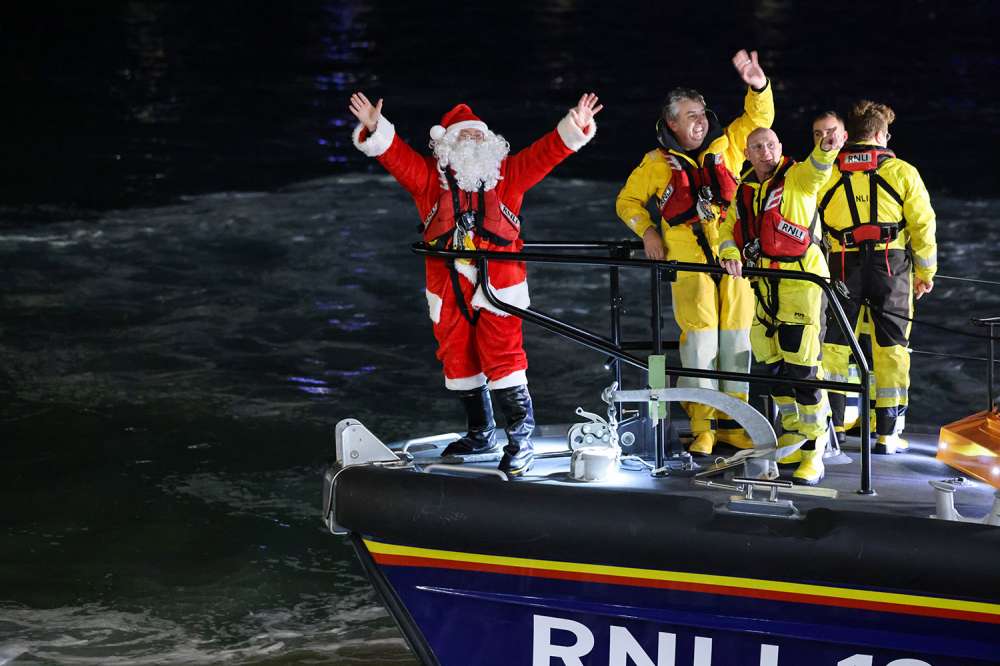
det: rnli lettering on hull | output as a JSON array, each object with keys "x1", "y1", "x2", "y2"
[{"x1": 532, "y1": 615, "x2": 934, "y2": 666}]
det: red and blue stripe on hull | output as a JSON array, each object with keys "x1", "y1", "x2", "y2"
[{"x1": 365, "y1": 539, "x2": 1000, "y2": 666}]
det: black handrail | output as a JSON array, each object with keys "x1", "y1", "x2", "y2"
[
  {"x1": 972, "y1": 317, "x2": 1000, "y2": 411},
  {"x1": 412, "y1": 241, "x2": 876, "y2": 494}
]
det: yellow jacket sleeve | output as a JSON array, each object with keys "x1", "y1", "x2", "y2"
[
  {"x1": 901, "y1": 166, "x2": 937, "y2": 281},
  {"x1": 718, "y1": 82, "x2": 775, "y2": 172},
  {"x1": 616, "y1": 151, "x2": 669, "y2": 239},
  {"x1": 785, "y1": 144, "x2": 838, "y2": 197},
  {"x1": 816, "y1": 165, "x2": 839, "y2": 217},
  {"x1": 718, "y1": 189, "x2": 742, "y2": 262}
]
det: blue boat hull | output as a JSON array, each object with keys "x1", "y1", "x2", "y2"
[
  {"x1": 333, "y1": 466, "x2": 1000, "y2": 666},
  {"x1": 364, "y1": 541, "x2": 999, "y2": 666}
]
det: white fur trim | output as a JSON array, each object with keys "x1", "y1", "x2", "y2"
[
  {"x1": 556, "y1": 113, "x2": 596, "y2": 152},
  {"x1": 445, "y1": 372, "x2": 488, "y2": 391},
  {"x1": 453, "y1": 260, "x2": 479, "y2": 285},
  {"x1": 442, "y1": 120, "x2": 489, "y2": 141},
  {"x1": 430, "y1": 125, "x2": 446, "y2": 141},
  {"x1": 488, "y1": 370, "x2": 527, "y2": 390},
  {"x1": 352, "y1": 116, "x2": 395, "y2": 157},
  {"x1": 425, "y1": 289, "x2": 443, "y2": 324},
  {"x1": 471, "y1": 279, "x2": 530, "y2": 317}
]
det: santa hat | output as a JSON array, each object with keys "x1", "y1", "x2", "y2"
[{"x1": 429, "y1": 104, "x2": 489, "y2": 142}]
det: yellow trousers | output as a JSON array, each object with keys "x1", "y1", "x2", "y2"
[
  {"x1": 671, "y1": 269, "x2": 754, "y2": 433},
  {"x1": 752, "y1": 321, "x2": 829, "y2": 441}
]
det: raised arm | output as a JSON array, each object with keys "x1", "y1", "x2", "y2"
[
  {"x1": 568, "y1": 93, "x2": 602, "y2": 135},
  {"x1": 720, "y1": 50, "x2": 775, "y2": 171},
  {"x1": 732, "y1": 49, "x2": 767, "y2": 91},
  {"x1": 787, "y1": 131, "x2": 844, "y2": 196},
  {"x1": 349, "y1": 92, "x2": 437, "y2": 197},
  {"x1": 504, "y1": 93, "x2": 601, "y2": 192},
  {"x1": 349, "y1": 92, "x2": 383, "y2": 134}
]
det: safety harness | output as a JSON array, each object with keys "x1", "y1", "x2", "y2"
[
  {"x1": 819, "y1": 146, "x2": 906, "y2": 278},
  {"x1": 734, "y1": 158, "x2": 811, "y2": 266},
  {"x1": 733, "y1": 158, "x2": 810, "y2": 336},
  {"x1": 657, "y1": 152, "x2": 738, "y2": 268},
  {"x1": 419, "y1": 170, "x2": 523, "y2": 325},
  {"x1": 421, "y1": 170, "x2": 520, "y2": 248}
]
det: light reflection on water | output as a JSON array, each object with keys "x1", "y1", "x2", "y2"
[{"x1": 0, "y1": 596, "x2": 412, "y2": 665}]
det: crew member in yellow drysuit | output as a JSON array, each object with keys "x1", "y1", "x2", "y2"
[
  {"x1": 812, "y1": 111, "x2": 865, "y2": 449},
  {"x1": 616, "y1": 50, "x2": 774, "y2": 455},
  {"x1": 818, "y1": 100, "x2": 937, "y2": 455},
  {"x1": 720, "y1": 127, "x2": 845, "y2": 484}
]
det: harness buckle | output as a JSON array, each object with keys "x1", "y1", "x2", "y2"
[
  {"x1": 742, "y1": 238, "x2": 761, "y2": 268},
  {"x1": 696, "y1": 186, "x2": 714, "y2": 222},
  {"x1": 834, "y1": 280, "x2": 852, "y2": 300},
  {"x1": 457, "y1": 210, "x2": 477, "y2": 233}
]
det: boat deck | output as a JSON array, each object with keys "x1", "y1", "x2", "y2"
[{"x1": 396, "y1": 426, "x2": 999, "y2": 521}]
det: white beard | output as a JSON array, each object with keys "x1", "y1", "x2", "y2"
[{"x1": 432, "y1": 132, "x2": 510, "y2": 192}]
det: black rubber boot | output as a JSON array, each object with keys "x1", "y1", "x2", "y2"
[
  {"x1": 441, "y1": 385, "x2": 501, "y2": 462},
  {"x1": 494, "y1": 384, "x2": 535, "y2": 477},
  {"x1": 828, "y1": 392, "x2": 845, "y2": 429},
  {"x1": 828, "y1": 392, "x2": 847, "y2": 448},
  {"x1": 873, "y1": 407, "x2": 899, "y2": 455}
]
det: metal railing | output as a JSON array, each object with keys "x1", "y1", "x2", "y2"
[
  {"x1": 972, "y1": 316, "x2": 1000, "y2": 412},
  {"x1": 412, "y1": 240, "x2": 877, "y2": 494}
]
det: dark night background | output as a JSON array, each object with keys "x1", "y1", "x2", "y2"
[
  {"x1": 0, "y1": 1, "x2": 998, "y2": 664},
  {"x1": 0, "y1": 0, "x2": 996, "y2": 216}
]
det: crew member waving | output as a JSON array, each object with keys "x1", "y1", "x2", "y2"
[
  {"x1": 616, "y1": 50, "x2": 774, "y2": 455},
  {"x1": 720, "y1": 126, "x2": 844, "y2": 485}
]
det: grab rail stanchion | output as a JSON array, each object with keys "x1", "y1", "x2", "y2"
[
  {"x1": 826, "y1": 289, "x2": 874, "y2": 495},
  {"x1": 992, "y1": 322, "x2": 997, "y2": 411},
  {"x1": 609, "y1": 247, "x2": 625, "y2": 389},
  {"x1": 650, "y1": 264, "x2": 665, "y2": 473},
  {"x1": 972, "y1": 316, "x2": 1000, "y2": 411}
]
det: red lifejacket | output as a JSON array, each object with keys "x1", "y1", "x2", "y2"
[
  {"x1": 734, "y1": 158, "x2": 812, "y2": 264},
  {"x1": 658, "y1": 152, "x2": 738, "y2": 226},
  {"x1": 836, "y1": 146, "x2": 895, "y2": 174},
  {"x1": 422, "y1": 171, "x2": 521, "y2": 248}
]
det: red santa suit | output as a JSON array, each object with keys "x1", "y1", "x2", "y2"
[{"x1": 352, "y1": 104, "x2": 595, "y2": 391}]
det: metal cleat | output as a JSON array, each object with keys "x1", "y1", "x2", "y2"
[
  {"x1": 567, "y1": 383, "x2": 623, "y2": 481},
  {"x1": 335, "y1": 418, "x2": 409, "y2": 468},
  {"x1": 693, "y1": 474, "x2": 838, "y2": 519},
  {"x1": 930, "y1": 478, "x2": 1000, "y2": 525}
]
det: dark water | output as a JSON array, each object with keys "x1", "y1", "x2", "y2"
[{"x1": 1, "y1": 2, "x2": 998, "y2": 664}]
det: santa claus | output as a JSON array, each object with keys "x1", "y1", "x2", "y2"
[{"x1": 349, "y1": 91, "x2": 601, "y2": 476}]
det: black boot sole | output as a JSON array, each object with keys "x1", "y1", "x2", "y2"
[
  {"x1": 440, "y1": 450, "x2": 504, "y2": 464},
  {"x1": 792, "y1": 474, "x2": 824, "y2": 486},
  {"x1": 500, "y1": 456, "x2": 535, "y2": 477}
]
